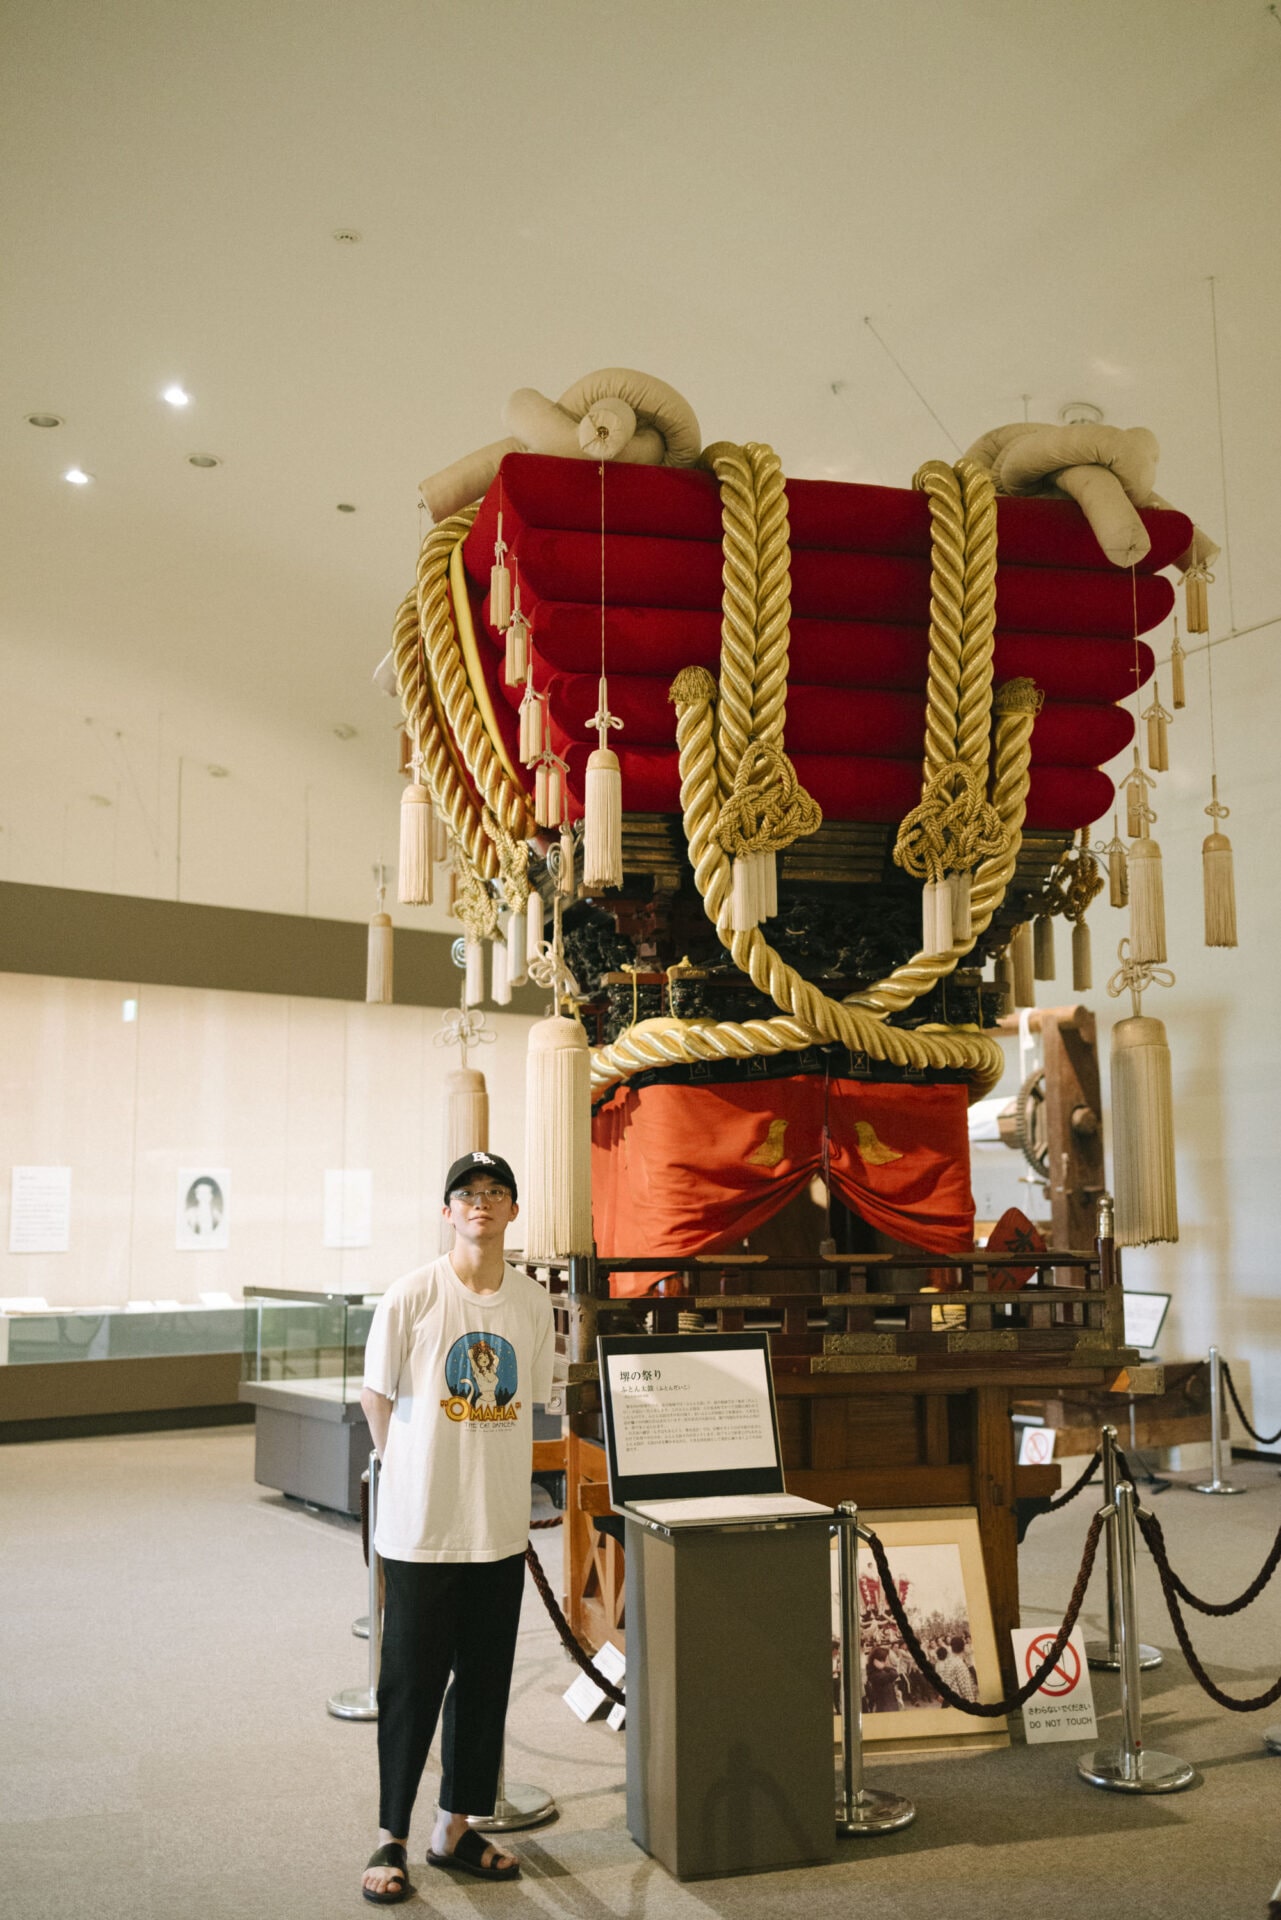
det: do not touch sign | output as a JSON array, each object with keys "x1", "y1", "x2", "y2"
[{"x1": 1010, "y1": 1627, "x2": 1097, "y2": 1743}]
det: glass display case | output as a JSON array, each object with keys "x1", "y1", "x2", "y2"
[
  {"x1": 1, "y1": 1305, "x2": 245, "y2": 1368},
  {"x1": 239, "y1": 1286, "x2": 383, "y2": 1516}
]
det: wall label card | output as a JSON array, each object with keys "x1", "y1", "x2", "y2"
[
  {"x1": 604, "y1": 1346, "x2": 777, "y2": 1479},
  {"x1": 1009, "y1": 1627, "x2": 1097, "y2": 1742},
  {"x1": 323, "y1": 1169, "x2": 373, "y2": 1249},
  {"x1": 9, "y1": 1166, "x2": 72, "y2": 1253},
  {"x1": 562, "y1": 1640, "x2": 625, "y2": 1724}
]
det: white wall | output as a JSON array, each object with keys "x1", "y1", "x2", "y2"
[{"x1": 0, "y1": 972, "x2": 534, "y2": 1309}]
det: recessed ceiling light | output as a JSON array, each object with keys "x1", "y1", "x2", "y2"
[
  {"x1": 88, "y1": 793, "x2": 112, "y2": 808},
  {"x1": 26, "y1": 412, "x2": 63, "y2": 429},
  {"x1": 332, "y1": 228, "x2": 362, "y2": 244},
  {"x1": 188, "y1": 453, "x2": 221, "y2": 468},
  {"x1": 332, "y1": 723, "x2": 358, "y2": 741},
  {"x1": 162, "y1": 384, "x2": 191, "y2": 408},
  {"x1": 207, "y1": 764, "x2": 229, "y2": 778},
  {"x1": 336, "y1": 502, "x2": 357, "y2": 513},
  {"x1": 64, "y1": 468, "x2": 92, "y2": 486}
]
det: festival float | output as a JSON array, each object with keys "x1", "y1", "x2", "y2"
[{"x1": 377, "y1": 369, "x2": 1224, "y2": 1681}]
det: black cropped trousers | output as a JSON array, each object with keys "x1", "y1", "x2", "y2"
[{"x1": 376, "y1": 1551, "x2": 526, "y2": 1835}]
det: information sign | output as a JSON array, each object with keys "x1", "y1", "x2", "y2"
[{"x1": 1009, "y1": 1626, "x2": 1097, "y2": 1742}]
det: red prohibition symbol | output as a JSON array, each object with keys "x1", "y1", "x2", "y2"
[{"x1": 1026, "y1": 1632, "x2": 1080, "y2": 1696}]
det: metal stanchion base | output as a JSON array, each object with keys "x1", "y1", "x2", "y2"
[
  {"x1": 467, "y1": 1784, "x2": 557, "y2": 1832},
  {"x1": 1263, "y1": 1727, "x2": 1281, "y2": 1755},
  {"x1": 327, "y1": 1687, "x2": 378, "y2": 1721},
  {"x1": 1190, "y1": 1480, "x2": 1247, "y2": 1496},
  {"x1": 1077, "y1": 1746, "x2": 1195, "y2": 1793},
  {"x1": 1084, "y1": 1640, "x2": 1163, "y2": 1672},
  {"x1": 352, "y1": 1615, "x2": 370, "y2": 1639},
  {"x1": 835, "y1": 1783, "x2": 917, "y2": 1835}
]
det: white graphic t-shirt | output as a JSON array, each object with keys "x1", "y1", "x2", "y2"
[{"x1": 363, "y1": 1254, "x2": 555, "y2": 1563}]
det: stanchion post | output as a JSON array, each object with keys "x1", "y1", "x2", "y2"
[
  {"x1": 834, "y1": 1503, "x2": 915, "y2": 1836},
  {"x1": 1077, "y1": 1483, "x2": 1194, "y2": 1794},
  {"x1": 466, "y1": 1739, "x2": 557, "y2": 1832},
  {"x1": 1086, "y1": 1426, "x2": 1160, "y2": 1672},
  {"x1": 1192, "y1": 1346, "x2": 1246, "y2": 1496},
  {"x1": 328, "y1": 1452, "x2": 381, "y2": 1720}
]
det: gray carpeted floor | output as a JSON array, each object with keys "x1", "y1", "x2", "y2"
[{"x1": 2, "y1": 1426, "x2": 1278, "y2": 1919}]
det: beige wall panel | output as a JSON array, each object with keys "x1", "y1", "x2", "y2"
[
  {"x1": 0, "y1": 973, "x2": 139, "y2": 1309},
  {"x1": 278, "y1": 995, "x2": 349, "y2": 1291}
]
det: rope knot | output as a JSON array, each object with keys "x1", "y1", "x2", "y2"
[
  {"x1": 893, "y1": 761, "x2": 1006, "y2": 883},
  {"x1": 669, "y1": 665, "x2": 717, "y2": 707},
  {"x1": 994, "y1": 677, "x2": 1045, "y2": 716},
  {"x1": 713, "y1": 740, "x2": 822, "y2": 858}
]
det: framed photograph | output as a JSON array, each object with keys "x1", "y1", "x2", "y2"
[
  {"x1": 176, "y1": 1168, "x2": 230, "y2": 1251},
  {"x1": 832, "y1": 1506, "x2": 1007, "y2": 1754}
]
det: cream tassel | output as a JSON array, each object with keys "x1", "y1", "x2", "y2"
[
  {"x1": 1010, "y1": 921, "x2": 1035, "y2": 1008},
  {"x1": 1105, "y1": 820, "x2": 1129, "y2": 908},
  {"x1": 1184, "y1": 565, "x2": 1209, "y2": 635},
  {"x1": 761, "y1": 849, "x2": 778, "y2": 922},
  {"x1": 444, "y1": 1067, "x2": 489, "y2": 1164},
  {"x1": 1127, "y1": 836, "x2": 1167, "y2": 964},
  {"x1": 365, "y1": 905, "x2": 393, "y2": 1005},
  {"x1": 732, "y1": 851, "x2": 764, "y2": 933},
  {"x1": 505, "y1": 606, "x2": 529, "y2": 687},
  {"x1": 518, "y1": 687, "x2": 544, "y2": 766},
  {"x1": 1111, "y1": 1014, "x2": 1178, "y2": 1246},
  {"x1": 1143, "y1": 682, "x2": 1171, "y2": 773},
  {"x1": 464, "y1": 937, "x2": 485, "y2": 1007},
  {"x1": 1033, "y1": 914, "x2": 1056, "y2": 981},
  {"x1": 397, "y1": 782, "x2": 433, "y2": 906},
  {"x1": 1203, "y1": 833, "x2": 1237, "y2": 948},
  {"x1": 490, "y1": 932, "x2": 511, "y2": 1006},
  {"x1": 583, "y1": 746, "x2": 623, "y2": 891},
  {"x1": 951, "y1": 869, "x2": 973, "y2": 943},
  {"x1": 526, "y1": 889, "x2": 544, "y2": 962},
  {"x1": 507, "y1": 909, "x2": 528, "y2": 987},
  {"x1": 1071, "y1": 918, "x2": 1093, "y2": 992},
  {"x1": 523, "y1": 1015, "x2": 593, "y2": 1258},
  {"x1": 491, "y1": 511, "x2": 512, "y2": 631},
  {"x1": 557, "y1": 826, "x2": 576, "y2": 898},
  {"x1": 1170, "y1": 619, "x2": 1186, "y2": 710},
  {"x1": 993, "y1": 951, "x2": 1014, "y2": 1015},
  {"x1": 535, "y1": 754, "x2": 568, "y2": 829},
  {"x1": 921, "y1": 879, "x2": 952, "y2": 954}
]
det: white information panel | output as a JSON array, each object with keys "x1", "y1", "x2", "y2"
[
  {"x1": 9, "y1": 1166, "x2": 72, "y2": 1253},
  {"x1": 604, "y1": 1345, "x2": 778, "y2": 1479}
]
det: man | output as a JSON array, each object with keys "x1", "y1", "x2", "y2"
[{"x1": 358, "y1": 1151, "x2": 555, "y2": 1905}]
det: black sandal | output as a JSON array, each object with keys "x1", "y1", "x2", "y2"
[
  {"x1": 427, "y1": 1827, "x2": 520, "y2": 1881},
  {"x1": 362, "y1": 1841, "x2": 411, "y2": 1905}
]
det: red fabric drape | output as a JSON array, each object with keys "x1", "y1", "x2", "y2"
[{"x1": 592, "y1": 1076, "x2": 974, "y2": 1297}]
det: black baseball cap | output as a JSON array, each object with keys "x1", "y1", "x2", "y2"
[{"x1": 443, "y1": 1151, "x2": 518, "y2": 1205}]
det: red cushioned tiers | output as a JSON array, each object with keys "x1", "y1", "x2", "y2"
[{"x1": 461, "y1": 454, "x2": 1191, "y2": 832}]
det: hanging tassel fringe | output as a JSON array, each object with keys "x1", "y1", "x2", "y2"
[
  {"x1": 761, "y1": 848, "x2": 778, "y2": 922},
  {"x1": 523, "y1": 1015, "x2": 593, "y2": 1258},
  {"x1": 1106, "y1": 822, "x2": 1129, "y2": 908},
  {"x1": 519, "y1": 688, "x2": 544, "y2": 765},
  {"x1": 365, "y1": 912, "x2": 393, "y2": 1005},
  {"x1": 444, "y1": 1066, "x2": 489, "y2": 1164},
  {"x1": 464, "y1": 937, "x2": 485, "y2": 1007},
  {"x1": 1071, "y1": 918, "x2": 1092, "y2": 992},
  {"x1": 952, "y1": 870, "x2": 973, "y2": 943},
  {"x1": 507, "y1": 909, "x2": 528, "y2": 987},
  {"x1": 1184, "y1": 568, "x2": 1209, "y2": 634},
  {"x1": 505, "y1": 608, "x2": 529, "y2": 687},
  {"x1": 431, "y1": 809, "x2": 450, "y2": 866},
  {"x1": 491, "y1": 511, "x2": 512, "y2": 631},
  {"x1": 1110, "y1": 1014, "x2": 1178, "y2": 1246},
  {"x1": 1127, "y1": 836, "x2": 1167, "y2": 964},
  {"x1": 1010, "y1": 922, "x2": 1035, "y2": 1008},
  {"x1": 1170, "y1": 621, "x2": 1187, "y2": 710},
  {"x1": 557, "y1": 826, "x2": 576, "y2": 898},
  {"x1": 992, "y1": 951, "x2": 1014, "y2": 1017},
  {"x1": 1033, "y1": 914, "x2": 1056, "y2": 981},
  {"x1": 921, "y1": 879, "x2": 955, "y2": 954},
  {"x1": 397, "y1": 783, "x2": 433, "y2": 906},
  {"x1": 1144, "y1": 687, "x2": 1170, "y2": 773},
  {"x1": 582, "y1": 746, "x2": 623, "y2": 891},
  {"x1": 1203, "y1": 831, "x2": 1238, "y2": 948},
  {"x1": 535, "y1": 756, "x2": 567, "y2": 829},
  {"x1": 526, "y1": 890, "x2": 544, "y2": 962},
  {"x1": 490, "y1": 933, "x2": 511, "y2": 1006}
]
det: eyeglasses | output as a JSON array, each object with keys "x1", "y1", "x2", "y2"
[{"x1": 450, "y1": 1187, "x2": 511, "y2": 1206}]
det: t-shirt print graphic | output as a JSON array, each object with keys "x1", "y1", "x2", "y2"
[{"x1": 441, "y1": 1331, "x2": 520, "y2": 1426}]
